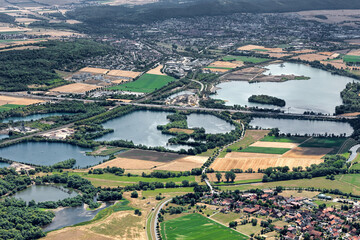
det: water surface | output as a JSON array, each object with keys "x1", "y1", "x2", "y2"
[
  {"x1": 1, "y1": 112, "x2": 75, "y2": 123},
  {"x1": 0, "y1": 142, "x2": 105, "y2": 167},
  {"x1": 250, "y1": 117, "x2": 353, "y2": 136},
  {"x1": 212, "y1": 62, "x2": 357, "y2": 114},
  {"x1": 187, "y1": 113, "x2": 235, "y2": 134},
  {"x1": 13, "y1": 185, "x2": 78, "y2": 203}
]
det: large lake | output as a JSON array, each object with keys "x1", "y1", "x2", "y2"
[
  {"x1": 212, "y1": 62, "x2": 357, "y2": 114},
  {"x1": 13, "y1": 185, "x2": 78, "y2": 203},
  {"x1": 0, "y1": 112, "x2": 75, "y2": 123},
  {"x1": 43, "y1": 203, "x2": 112, "y2": 232},
  {"x1": 96, "y1": 110, "x2": 234, "y2": 150},
  {"x1": 250, "y1": 117, "x2": 354, "y2": 136},
  {"x1": 0, "y1": 142, "x2": 105, "y2": 167}
]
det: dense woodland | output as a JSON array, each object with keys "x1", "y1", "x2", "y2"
[
  {"x1": 0, "y1": 40, "x2": 111, "y2": 91},
  {"x1": 336, "y1": 82, "x2": 360, "y2": 114},
  {"x1": 248, "y1": 95, "x2": 286, "y2": 107}
]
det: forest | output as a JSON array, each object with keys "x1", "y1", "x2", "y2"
[
  {"x1": 336, "y1": 82, "x2": 360, "y2": 114},
  {"x1": 248, "y1": 95, "x2": 286, "y2": 107},
  {"x1": 0, "y1": 40, "x2": 112, "y2": 91}
]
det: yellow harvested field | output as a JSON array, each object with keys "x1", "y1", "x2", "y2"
[
  {"x1": 111, "y1": 79, "x2": 132, "y2": 84},
  {"x1": 203, "y1": 68, "x2": 229, "y2": 73},
  {"x1": 169, "y1": 128, "x2": 194, "y2": 134},
  {"x1": 106, "y1": 98, "x2": 132, "y2": 103},
  {"x1": 208, "y1": 172, "x2": 264, "y2": 182},
  {"x1": 238, "y1": 45, "x2": 265, "y2": 51},
  {"x1": 155, "y1": 156, "x2": 207, "y2": 171},
  {"x1": 94, "y1": 155, "x2": 207, "y2": 171},
  {"x1": 209, "y1": 61, "x2": 243, "y2": 69},
  {"x1": 224, "y1": 152, "x2": 281, "y2": 158},
  {"x1": 211, "y1": 157, "x2": 323, "y2": 171},
  {"x1": 320, "y1": 60, "x2": 348, "y2": 70},
  {"x1": 65, "y1": 19, "x2": 82, "y2": 24},
  {"x1": 146, "y1": 65, "x2": 166, "y2": 75},
  {"x1": 0, "y1": 26, "x2": 30, "y2": 32},
  {"x1": 0, "y1": 95, "x2": 44, "y2": 105},
  {"x1": 347, "y1": 49, "x2": 360, "y2": 56},
  {"x1": 293, "y1": 49, "x2": 315, "y2": 54},
  {"x1": 107, "y1": 70, "x2": 142, "y2": 79},
  {"x1": 0, "y1": 46, "x2": 45, "y2": 52},
  {"x1": 266, "y1": 52, "x2": 292, "y2": 58},
  {"x1": 50, "y1": 83, "x2": 100, "y2": 93},
  {"x1": 291, "y1": 53, "x2": 330, "y2": 61},
  {"x1": 250, "y1": 141, "x2": 299, "y2": 149},
  {"x1": 282, "y1": 147, "x2": 333, "y2": 159},
  {"x1": 79, "y1": 67, "x2": 109, "y2": 75},
  {"x1": 15, "y1": 17, "x2": 39, "y2": 23}
]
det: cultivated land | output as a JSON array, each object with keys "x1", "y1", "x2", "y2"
[
  {"x1": 299, "y1": 137, "x2": 347, "y2": 153},
  {"x1": 108, "y1": 73, "x2": 175, "y2": 93},
  {"x1": 250, "y1": 141, "x2": 299, "y2": 148},
  {"x1": 168, "y1": 128, "x2": 194, "y2": 134},
  {"x1": 0, "y1": 95, "x2": 44, "y2": 105},
  {"x1": 208, "y1": 172, "x2": 264, "y2": 183},
  {"x1": 107, "y1": 70, "x2": 142, "y2": 79},
  {"x1": 78, "y1": 67, "x2": 109, "y2": 75},
  {"x1": 49, "y1": 83, "x2": 100, "y2": 94},
  {"x1": 220, "y1": 174, "x2": 360, "y2": 195},
  {"x1": 146, "y1": 65, "x2": 166, "y2": 75},
  {"x1": 222, "y1": 55, "x2": 269, "y2": 63},
  {"x1": 93, "y1": 149, "x2": 207, "y2": 171},
  {"x1": 161, "y1": 213, "x2": 248, "y2": 240},
  {"x1": 208, "y1": 60, "x2": 243, "y2": 69},
  {"x1": 239, "y1": 146, "x2": 291, "y2": 154}
]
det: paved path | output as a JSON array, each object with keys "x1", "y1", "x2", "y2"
[{"x1": 150, "y1": 198, "x2": 172, "y2": 240}]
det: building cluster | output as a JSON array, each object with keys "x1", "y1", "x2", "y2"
[{"x1": 204, "y1": 190, "x2": 360, "y2": 239}]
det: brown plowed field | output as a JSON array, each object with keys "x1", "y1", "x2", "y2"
[
  {"x1": 93, "y1": 149, "x2": 206, "y2": 171},
  {"x1": 250, "y1": 141, "x2": 299, "y2": 149},
  {"x1": 282, "y1": 147, "x2": 333, "y2": 158}
]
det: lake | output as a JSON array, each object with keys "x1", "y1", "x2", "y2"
[
  {"x1": 12, "y1": 185, "x2": 78, "y2": 203},
  {"x1": 43, "y1": 203, "x2": 112, "y2": 232},
  {"x1": 96, "y1": 110, "x2": 234, "y2": 150},
  {"x1": 212, "y1": 62, "x2": 357, "y2": 114},
  {"x1": 1, "y1": 112, "x2": 76, "y2": 123},
  {"x1": 0, "y1": 142, "x2": 106, "y2": 167},
  {"x1": 250, "y1": 117, "x2": 354, "y2": 136}
]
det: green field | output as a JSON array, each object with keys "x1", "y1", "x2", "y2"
[
  {"x1": 343, "y1": 55, "x2": 360, "y2": 63},
  {"x1": 74, "y1": 199, "x2": 133, "y2": 226},
  {"x1": 213, "y1": 179, "x2": 262, "y2": 185},
  {"x1": 108, "y1": 73, "x2": 175, "y2": 93},
  {"x1": 238, "y1": 146, "x2": 291, "y2": 154},
  {"x1": 0, "y1": 104, "x2": 24, "y2": 112},
  {"x1": 141, "y1": 187, "x2": 194, "y2": 197},
  {"x1": 350, "y1": 154, "x2": 360, "y2": 170},
  {"x1": 161, "y1": 213, "x2": 248, "y2": 240},
  {"x1": 260, "y1": 136, "x2": 307, "y2": 143},
  {"x1": 299, "y1": 137, "x2": 347, "y2": 152},
  {"x1": 222, "y1": 55, "x2": 268, "y2": 63},
  {"x1": 219, "y1": 174, "x2": 360, "y2": 195},
  {"x1": 71, "y1": 172, "x2": 195, "y2": 184}
]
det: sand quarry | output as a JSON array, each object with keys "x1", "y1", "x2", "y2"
[
  {"x1": 94, "y1": 149, "x2": 207, "y2": 171},
  {"x1": 212, "y1": 139, "x2": 332, "y2": 171}
]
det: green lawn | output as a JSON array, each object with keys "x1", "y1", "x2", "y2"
[
  {"x1": 222, "y1": 55, "x2": 268, "y2": 63},
  {"x1": 108, "y1": 73, "x2": 175, "y2": 93},
  {"x1": 260, "y1": 136, "x2": 307, "y2": 143},
  {"x1": 299, "y1": 137, "x2": 347, "y2": 152},
  {"x1": 161, "y1": 213, "x2": 248, "y2": 240},
  {"x1": 350, "y1": 154, "x2": 360, "y2": 170},
  {"x1": 219, "y1": 174, "x2": 360, "y2": 195},
  {"x1": 70, "y1": 172, "x2": 195, "y2": 184},
  {"x1": 238, "y1": 146, "x2": 291, "y2": 154},
  {"x1": 141, "y1": 187, "x2": 194, "y2": 197},
  {"x1": 0, "y1": 104, "x2": 24, "y2": 112},
  {"x1": 213, "y1": 179, "x2": 262, "y2": 185},
  {"x1": 343, "y1": 55, "x2": 360, "y2": 63},
  {"x1": 74, "y1": 199, "x2": 133, "y2": 226}
]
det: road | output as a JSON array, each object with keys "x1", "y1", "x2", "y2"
[
  {"x1": 190, "y1": 79, "x2": 204, "y2": 93},
  {"x1": 150, "y1": 198, "x2": 172, "y2": 240},
  {"x1": 116, "y1": 102, "x2": 355, "y2": 120}
]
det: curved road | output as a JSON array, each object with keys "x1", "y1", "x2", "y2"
[{"x1": 150, "y1": 198, "x2": 172, "y2": 240}]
